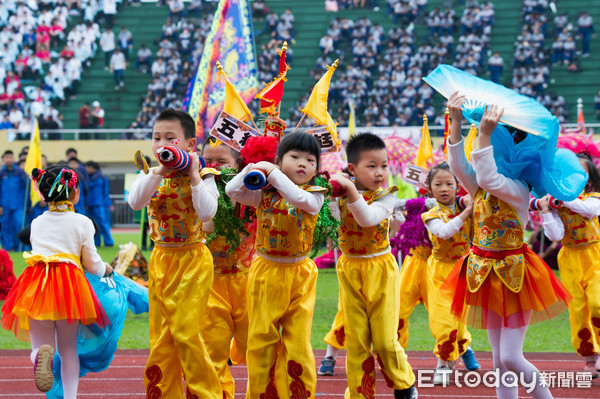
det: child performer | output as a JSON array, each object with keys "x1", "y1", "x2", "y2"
[
  {"x1": 199, "y1": 138, "x2": 256, "y2": 398},
  {"x1": 1, "y1": 166, "x2": 112, "y2": 397},
  {"x1": 127, "y1": 108, "x2": 221, "y2": 398},
  {"x1": 329, "y1": 132, "x2": 417, "y2": 399},
  {"x1": 541, "y1": 152, "x2": 600, "y2": 377},
  {"x1": 421, "y1": 163, "x2": 480, "y2": 384},
  {"x1": 445, "y1": 92, "x2": 574, "y2": 398},
  {"x1": 318, "y1": 197, "x2": 434, "y2": 377},
  {"x1": 225, "y1": 132, "x2": 326, "y2": 398}
]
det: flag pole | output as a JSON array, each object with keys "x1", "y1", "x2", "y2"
[
  {"x1": 216, "y1": 60, "x2": 261, "y2": 133},
  {"x1": 292, "y1": 114, "x2": 307, "y2": 134}
]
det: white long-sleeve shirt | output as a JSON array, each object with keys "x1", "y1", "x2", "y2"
[
  {"x1": 225, "y1": 165, "x2": 324, "y2": 215},
  {"x1": 127, "y1": 169, "x2": 219, "y2": 223},
  {"x1": 542, "y1": 196, "x2": 600, "y2": 241},
  {"x1": 30, "y1": 206, "x2": 107, "y2": 277},
  {"x1": 424, "y1": 203, "x2": 467, "y2": 240},
  {"x1": 329, "y1": 191, "x2": 396, "y2": 227},
  {"x1": 447, "y1": 138, "x2": 530, "y2": 225}
]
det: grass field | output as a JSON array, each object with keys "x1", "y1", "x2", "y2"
[{"x1": 0, "y1": 232, "x2": 574, "y2": 353}]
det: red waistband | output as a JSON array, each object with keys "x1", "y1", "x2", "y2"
[{"x1": 471, "y1": 245, "x2": 525, "y2": 259}]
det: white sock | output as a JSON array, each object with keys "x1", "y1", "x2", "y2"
[{"x1": 325, "y1": 345, "x2": 339, "y2": 360}]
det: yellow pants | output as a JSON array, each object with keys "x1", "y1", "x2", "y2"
[
  {"x1": 246, "y1": 255, "x2": 318, "y2": 399},
  {"x1": 397, "y1": 250, "x2": 430, "y2": 348},
  {"x1": 324, "y1": 293, "x2": 345, "y2": 349},
  {"x1": 558, "y1": 243, "x2": 600, "y2": 357},
  {"x1": 427, "y1": 256, "x2": 471, "y2": 361},
  {"x1": 199, "y1": 272, "x2": 249, "y2": 399},
  {"x1": 338, "y1": 253, "x2": 415, "y2": 398},
  {"x1": 145, "y1": 243, "x2": 221, "y2": 399}
]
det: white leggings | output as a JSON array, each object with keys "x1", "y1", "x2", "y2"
[
  {"x1": 29, "y1": 319, "x2": 80, "y2": 399},
  {"x1": 487, "y1": 310, "x2": 552, "y2": 399}
]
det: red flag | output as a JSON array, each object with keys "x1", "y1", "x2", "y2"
[
  {"x1": 278, "y1": 42, "x2": 289, "y2": 75},
  {"x1": 443, "y1": 108, "x2": 450, "y2": 160},
  {"x1": 257, "y1": 72, "x2": 287, "y2": 114}
]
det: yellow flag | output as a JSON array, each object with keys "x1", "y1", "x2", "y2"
[
  {"x1": 415, "y1": 115, "x2": 433, "y2": 168},
  {"x1": 24, "y1": 120, "x2": 43, "y2": 206},
  {"x1": 465, "y1": 123, "x2": 478, "y2": 161},
  {"x1": 217, "y1": 62, "x2": 253, "y2": 122},
  {"x1": 348, "y1": 101, "x2": 356, "y2": 138},
  {"x1": 302, "y1": 60, "x2": 338, "y2": 126}
]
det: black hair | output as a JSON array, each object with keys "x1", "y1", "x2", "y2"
[
  {"x1": 2, "y1": 150, "x2": 14, "y2": 157},
  {"x1": 155, "y1": 108, "x2": 196, "y2": 139},
  {"x1": 504, "y1": 125, "x2": 528, "y2": 145},
  {"x1": 201, "y1": 135, "x2": 240, "y2": 161},
  {"x1": 427, "y1": 162, "x2": 458, "y2": 190},
  {"x1": 32, "y1": 165, "x2": 80, "y2": 202},
  {"x1": 276, "y1": 132, "x2": 321, "y2": 171},
  {"x1": 577, "y1": 153, "x2": 600, "y2": 192},
  {"x1": 65, "y1": 148, "x2": 77, "y2": 156},
  {"x1": 85, "y1": 161, "x2": 100, "y2": 171},
  {"x1": 68, "y1": 157, "x2": 81, "y2": 165},
  {"x1": 346, "y1": 132, "x2": 386, "y2": 164}
]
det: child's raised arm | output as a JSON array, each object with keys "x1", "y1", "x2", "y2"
[
  {"x1": 562, "y1": 196, "x2": 600, "y2": 219},
  {"x1": 540, "y1": 196, "x2": 565, "y2": 242},
  {"x1": 423, "y1": 198, "x2": 472, "y2": 240},
  {"x1": 192, "y1": 174, "x2": 219, "y2": 222},
  {"x1": 267, "y1": 168, "x2": 324, "y2": 215},
  {"x1": 128, "y1": 169, "x2": 163, "y2": 211},
  {"x1": 446, "y1": 92, "x2": 479, "y2": 198},
  {"x1": 225, "y1": 164, "x2": 262, "y2": 208}
]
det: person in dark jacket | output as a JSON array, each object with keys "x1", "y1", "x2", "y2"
[
  {"x1": 85, "y1": 161, "x2": 114, "y2": 247},
  {"x1": 0, "y1": 150, "x2": 28, "y2": 251}
]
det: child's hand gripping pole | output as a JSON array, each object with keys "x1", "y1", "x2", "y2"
[
  {"x1": 529, "y1": 196, "x2": 563, "y2": 211},
  {"x1": 157, "y1": 146, "x2": 206, "y2": 171}
]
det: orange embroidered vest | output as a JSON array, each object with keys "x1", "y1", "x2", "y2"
[
  {"x1": 255, "y1": 185, "x2": 326, "y2": 259},
  {"x1": 421, "y1": 203, "x2": 471, "y2": 262},
  {"x1": 338, "y1": 187, "x2": 398, "y2": 257},
  {"x1": 147, "y1": 172, "x2": 205, "y2": 244},
  {"x1": 467, "y1": 189, "x2": 525, "y2": 293},
  {"x1": 208, "y1": 222, "x2": 256, "y2": 275},
  {"x1": 558, "y1": 192, "x2": 600, "y2": 247}
]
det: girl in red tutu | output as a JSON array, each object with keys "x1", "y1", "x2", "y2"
[
  {"x1": 1, "y1": 166, "x2": 112, "y2": 397},
  {"x1": 445, "y1": 92, "x2": 574, "y2": 399}
]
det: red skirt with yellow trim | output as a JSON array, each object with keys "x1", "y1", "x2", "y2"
[
  {"x1": 1, "y1": 261, "x2": 109, "y2": 341},
  {"x1": 442, "y1": 245, "x2": 571, "y2": 329}
]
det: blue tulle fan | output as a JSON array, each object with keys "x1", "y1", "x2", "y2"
[
  {"x1": 46, "y1": 273, "x2": 149, "y2": 399},
  {"x1": 423, "y1": 64, "x2": 559, "y2": 140}
]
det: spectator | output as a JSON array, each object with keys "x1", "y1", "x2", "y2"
[
  {"x1": 110, "y1": 47, "x2": 126, "y2": 89},
  {"x1": 0, "y1": 115, "x2": 14, "y2": 130},
  {"x1": 118, "y1": 26, "x2": 133, "y2": 59},
  {"x1": 103, "y1": 0, "x2": 117, "y2": 29},
  {"x1": 168, "y1": 0, "x2": 185, "y2": 22},
  {"x1": 0, "y1": 149, "x2": 28, "y2": 251},
  {"x1": 79, "y1": 102, "x2": 91, "y2": 128},
  {"x1": 90, "y1": 100, "x2": 105, "y2": 131},
  {"x1": 577, "y1": 11, "x2": 594, "y2": 57},
  {"x1": 100, "y1": 28, "x2": 115, "y2": 69},
  {"x1": 487, "y1": 51, "x2": 503, "y2": 83},
  {"x1": 136, "y1": 43, "x2": 152, "y2": 73},
  {"x1": 252, "y1": 0, "x2": 269, "y2": 21},
  {"x1": 65, "y1": 148, "x2": 89, "y2": 215},
  {"x1": 85, "y1": 161, "x2": 114, "y2": 247},
  {"x1": 319, "y1": 34, "x2": 334, "y2": 55}
]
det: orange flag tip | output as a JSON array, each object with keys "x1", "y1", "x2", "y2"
[
  {"x1": 332, "y1": 59, "x2": 339, "y2": 69},
  {"x1": 422, "y1": 114, "x2": 428, "y2": 122}
]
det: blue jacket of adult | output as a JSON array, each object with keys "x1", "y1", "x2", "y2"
[
  {"x1": 87, "y1": 171, "x2": 111, "y2": 208},
  {"x1": 0, "y1": 165, "x2": 28, "y2": 210}
]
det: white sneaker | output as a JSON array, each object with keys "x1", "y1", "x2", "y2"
[{"x1": 433, "y1": 365, "x2": 452, "y2": 385}]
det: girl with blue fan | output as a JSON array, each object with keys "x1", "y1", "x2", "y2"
[
  {"x1": 540, "y1": 153, "x2": 600, "y2": 378},
  {"x1": 443, "y1": 91, "x2": 578, "y2": 399}
]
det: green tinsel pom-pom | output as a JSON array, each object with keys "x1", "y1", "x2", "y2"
[
  {"x1": 310, "y1": 176, "x2": 341, "y2": 258},
  {"x1": 205, "y1": 167, "x2": 253, "y2": 253}
]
